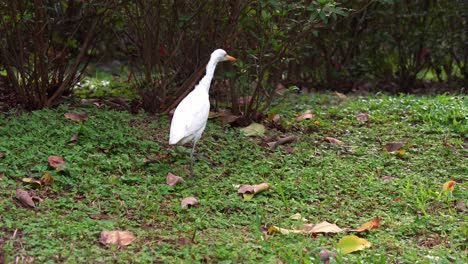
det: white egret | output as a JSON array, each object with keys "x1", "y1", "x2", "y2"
[{"x1": 169, "y1": 49, "x2": 236, "y2": 177}]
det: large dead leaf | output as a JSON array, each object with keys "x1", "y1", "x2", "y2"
[
  {"x1": 442, "y1": 180, "x2": 456, "y2": 192},
  {"x1": 64, "y1": 112, "x2": 87, "y2": 121},
  {"x1": 337, "y1": 235, "x2": 371, "y2": 254},
  {"x1": 16, "y1": 189, "x2": 35, "y2": 207},
  {"x1": 296, "y1": 110, "x2": 315, "y2": 122},
  {"x1": 307, "y1": 221, "x2": 344, "y2": 234},
  {"x1": 166, "y1": 173, "x2": 184, "y2": 186},
  {"x1": 350, "y1": 216, "x2": 380, "y2": 232},
  {"x1": 240, "y1": 123, "x2": 265, "y2": 137},
  {"x1": 355, "y1": 112, "x2": 369, "y2": 122},
  {"x1": 181, "y1": 197, "x2": 199, "y2": 208},
  {"x1": 324, "y1": 137, "x2": 343, "y2": 145},
  {"x1": 333, "y1": 92, "x2": 347, "y2": 99},
  {"x1": 385, "y1": 142, "x2": 404, "y2": 153},
  {"x1": 48, "y1": 155, "x2": 66, "y2": 170},
  {"x1": 100, "y1": 231, "x2": 136, "y2": 246}
]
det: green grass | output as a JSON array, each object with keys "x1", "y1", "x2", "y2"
[{"x1": 0, "y1": 93, "x2": 467, "y2": 263}]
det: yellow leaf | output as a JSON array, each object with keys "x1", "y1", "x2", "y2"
[
  {"x1": 22, "y1": 177, "x2": 42, "y2": 186},
  {"x1": 442, "y1": 180, "x2": 456, "y2": 192},
  {"x1": 337, "y1": 235, "x2": 371, "y2": 254},
  {"x1": 243, "y1": 193, "x2": 254, "y2": 201},
  {"x1": 268, "y1": 226, "x2": 302, "y2": 235},
  {"x1": 240, "y1": 123, "x2": 266, "y2": 137},
  {"x1": 350, "y1": 216, "x2": 380, "y2": 232}
]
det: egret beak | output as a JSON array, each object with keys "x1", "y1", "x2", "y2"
[{"x1": 225, "y1": 55, "x2": 237, "y2": 61}]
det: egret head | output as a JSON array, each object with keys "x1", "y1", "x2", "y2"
[{"x1": 211, "y1": 49, "x2": 236, "y2": 63}]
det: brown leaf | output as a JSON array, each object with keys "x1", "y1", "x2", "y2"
[
  {"x1": 324, "y1": 137, "x2": 343, "y2": 145},
  {"x1": 237, "y1": 185, "x2": 255, "y2": 194},
  {"x1": 22, "y1": 177, "x2": 42, "y2": 186},
  {"x1": 385, "y1": 142, "x2": 404, "y2": 153},
  {"x1": 100, "y1": 231, "x2": 136, "y2": 246},
  {"x1": 0, "y1": 152, "x2": 5, "y2": 159},
  {"x1": 40, "y1": 172, "x2": 54, "y2": 185},
  {"x1": 333, "y1": 91, "x2": 347, "y2": 99},
  {"x1": 350, "y1": 216, "x2": 380, "y2": 232},
  {"x1": 442, "y1": 180, "x2": 456, "y2": 192},
  {"x1": 308, "y1": 221, "x2": 344, "y2": 234},
  {"x1": 455, "y1": 199, "x2": 466, "y2": 212},
  {"x1": 166, "y1": 173, "x2": 184, "y2": 186},
  {"x1": 221, "y1": 114, "x2": 239, "y2": 124},
  {"x1": 283, "y1": 145, "x2": 295, "y2": 153},
  {"x1": 181, "y1": 197, "x2": 199, "y2": 208},
  {"x1": 318, "y1": 249, "x2": 337, "y2": 262},
  {"x1": 252, "y1": 182, "x2": 270, "y2": 193},
  {"x1": 68, "y1": 134, "x2": 79, "y2": 143},
  {"x1": 16, "y1": 189, "x2": 35, "y2": 207},
  {"x1": 64, "y1": 112, "x2": 87, "y2": 121},
  {"x1": 0, "y1": 172, "x2": 4, "y2": 181},
  {"x1": 268, "y1": 113, "x2": 281, "y2": 123},
  {"x1": 355, "y1": 112, "x2": 369, "y2": 122},
  {"x1": 381, "y1": 175, "x2": 396, "y2": 181},
  {"x1": 267, "y1": 135, "x2": 297, "y2": 149},
  {"x1": 296, "y1": 110, "x2": 315, "y2": 122},
  {"x1": 48, "y1": 155, "x2": 66, "y2": 170}
]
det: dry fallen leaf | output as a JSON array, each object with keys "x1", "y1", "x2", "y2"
[
  {"x1": 337, "y1": 235, "x2": 371, "y2": 254},
  {"x1": 268, "y1": 225, "x2": 302, "y2": 235},
  {"x1": 350, "y1": 216, "x2": 380, "y2": 232},
  {"x1": 64, "y1": 112, "x2": 87, "y2": 121},
  {"x1": 237, "y1": 185, "x2": 255, "y2": 194},
  {"x1": 181, "y1": 197, "x2": 199, "y2": 208},
  {"x1": 240, "y1": 123, "x2": 266, "y2": 137},
  {"x1": 48, "y1": 155, "x2": 66, "y2": 170},
  {"x1": 16, "y1": 189, "x2": 35, "y2": 207},
  {"x1": 289, "y1": 213, "x2": 308, "y2": 222},
  {"x1": 442, "y1": 180, "x2": 456, "y2": 192},
  {"x1": 355, "y1": 112, "x2": 369, "y2": 122},
  {"x1": 267, "y1": 135, "x2": 297, "y2": 149},
  {"x1": 238, "y1": 183, "x2": 270, "y2": 200},
  {"x1": 68, "y1": 134, "x2": 79, "y2": 143},
  {"x1": 318, "y1": 249, "x2": 337, "y2": 263},
  {"x1": 308, "y1": 221, "x2": 344, "y2": 234},
  {"x1": 0, "y1": 152, "x2": 5, "y2": 159},
  {"x1": 333, "y1": 92, "x2": 347, "y2": 99},
  {"x1": 22, "y1": 177, "x2": 42, "y2": 186},
  {"x1": 296, "y1": 110, "x2": 315, "y2": 122},
  {"x1": 324, "y1": 137, "x2": 343, "y2": 145},
  {"x1": 381, "y1": 175, "x2": 396, "y2": 181},
  {"x1": 385, "y1": 142, "x2": 404, "y2": 153},
  {"x1": 166, "y1": 173, "x2": 184, "y2": 186},
  {"x1": 100, "y1": 231, "x2": 136, "y2": 246},
  {"x1": 40, "y1": 172, "x2": 54, "y2": 185}
]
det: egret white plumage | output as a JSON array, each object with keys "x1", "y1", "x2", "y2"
[{"x1": 169, "y1": 49, "x2": 236, "y2": 177}]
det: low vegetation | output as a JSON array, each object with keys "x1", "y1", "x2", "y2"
[{"x1": 0, "y1": 92, "x2": 466, "y2": 262}]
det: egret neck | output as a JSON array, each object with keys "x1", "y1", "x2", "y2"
[{"x1": 198, "y1": 56, "x2": 220, "y2": 93}]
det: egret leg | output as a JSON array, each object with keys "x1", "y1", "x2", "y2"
[{"x1": 189, "y1": 141, "x2": 197, "y2": 177}]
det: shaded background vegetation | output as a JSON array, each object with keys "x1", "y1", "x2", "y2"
[{"x1": 0, "y1": 0, "x2": 466, "y2": 115}]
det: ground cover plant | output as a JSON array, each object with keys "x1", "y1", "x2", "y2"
[{"x1": 0, "y1": 92, "x2": 466, "y2": 262}]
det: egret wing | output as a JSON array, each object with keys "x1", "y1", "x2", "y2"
[{"x1": 169, "y1": 90, "x2": 210, "y2": 144}]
